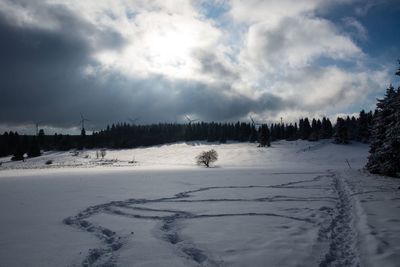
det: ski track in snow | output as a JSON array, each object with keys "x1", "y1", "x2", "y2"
[{"x1": 63, "y1": 171, "x2": 362, "y2": 267}]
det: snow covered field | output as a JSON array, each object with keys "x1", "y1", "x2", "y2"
[{"x1": 0, "y1": 140, "x2": 399, "y2": 267}]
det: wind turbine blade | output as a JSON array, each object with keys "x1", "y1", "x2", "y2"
[{"x1": 128, "y1": 117, "x2": 139, "y2": 124}]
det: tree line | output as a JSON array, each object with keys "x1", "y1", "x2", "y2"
[{"x1": 0, "y1": 110, "x2": 374, "y2": 160}]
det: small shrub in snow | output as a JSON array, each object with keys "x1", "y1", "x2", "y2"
[
  {"x1": 96, "y1": 149, "x2": 106, "y2": 160},
  {"x1": 11, "y1": 145, "x2": 24, "y2": 161},
  {"x1": 100, "y1": 149, "x2": 106, "y2": 159},
  {"x1": 45, "y1": 160, "x2": 53, "y2": 165},
  {"x1": 196, "y1": 149, "x2": 218, "y2": 168},
  {"x1": 11, "y1": 154, "x2": 24, "y2": 161},
  {"x1": 128, "y1": 156, "x2": 138, "y2": 164}
]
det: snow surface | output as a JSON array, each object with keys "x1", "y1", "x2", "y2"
[{"x1": 0, "y1": 140, "x2": 399, "y2": 267}]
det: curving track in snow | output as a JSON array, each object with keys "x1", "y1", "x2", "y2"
[{"x1": 64, "y1": 171, "x2": 363, "y2": 267}]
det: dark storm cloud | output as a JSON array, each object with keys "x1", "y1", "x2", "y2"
[
  {"x1": 0, "y1": 2, "x2": 126, "y2": 128},
  {"x1": 0, "y1": 1, "x2": 290, "y2": 131},
  {"x1": 165, "y1": 80, "x2": 288, "y2": 121}
]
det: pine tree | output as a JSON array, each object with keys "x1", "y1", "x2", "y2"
[
  {"x1": 27, "y1": 137, "x2": 41, "y2": 158},
  {"x1": 258, "y1": 124, "x2": 271, "y2": 147},
  {"x1": 334, "y1": 118, "x2": 349, "y2": 144},
  {"x1": 285, "y1": 124, "x2": 297, "y2": 141},
  {"x1": 11, "y1": 141, "x2": 24, "y2": 161},
  {"x1": 249, "y1": 125, "x2": 258, "y2": 142},
  {"x1": 357, "y1": 110, "x2": 371, "y2": 143},
  {"x1": 301, "y1": 118, "x2": 312, "y2": 140},
  {"x1": 322, "y1": 117, "x2": 333, "y2": 139},
  {"x1": 308, "y1": 118, "x2": 319, "y2": 141},
  {"x1": 367, "y1": 83, "x2": 400, "y2": 176},
  {"x1": 346, "y1": 116, "x2": 358, "y2": 140}
]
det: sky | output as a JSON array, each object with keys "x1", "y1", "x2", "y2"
[{"x1": 0, "y1": 0, "x2": 399, "y2": 134}]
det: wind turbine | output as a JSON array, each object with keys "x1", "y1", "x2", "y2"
[
  {"x1": 185, "y1": 115, "x2": 198, "y2": 125},
  {"x1": 79, "y1": 113, "x2": 90, "y2": 132},
  {"x1": 250, "y1": 115, "x2": 263, "y2": 146},
  {"x1": 35, "y1": 121, "x2": 43, "y2": 136},
  {"x1": 127, "y1": 117, "x2": 140, "y2": 126},
  {"x1": 250, "y1": 116, "x2": 261, "y2": 129}
]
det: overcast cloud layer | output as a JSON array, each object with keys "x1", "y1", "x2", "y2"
[{"x1": 0, "y1": 0, "x2": 398, "y2": 133}]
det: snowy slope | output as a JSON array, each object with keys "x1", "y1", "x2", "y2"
[
  {"x1": 0, "y1": 140, "x2": 399, "y2": 267},
  {"x1": 0, "y1": 139, "x2": 368, "y2": 171}
]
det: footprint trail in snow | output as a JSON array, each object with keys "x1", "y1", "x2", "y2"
[{"x1": 64, "y1": 171, "x2": 360, "y2": 267}]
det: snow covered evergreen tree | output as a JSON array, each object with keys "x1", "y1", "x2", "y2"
[{"x1": 367, "y1": 83, "x2": 400, "y2": 176}]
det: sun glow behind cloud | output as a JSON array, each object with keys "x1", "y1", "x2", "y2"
[{"x1": 87, "y1": 3, "x2": 224, "y2": 81}]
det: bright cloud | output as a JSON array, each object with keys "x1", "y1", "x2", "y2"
[{"x1": 0, "y1": 0, "x2": 395, "y2": 130}]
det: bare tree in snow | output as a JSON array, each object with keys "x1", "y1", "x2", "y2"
[{"x1": 196, "y1": 149, "x2": 218, "y2": 167}]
